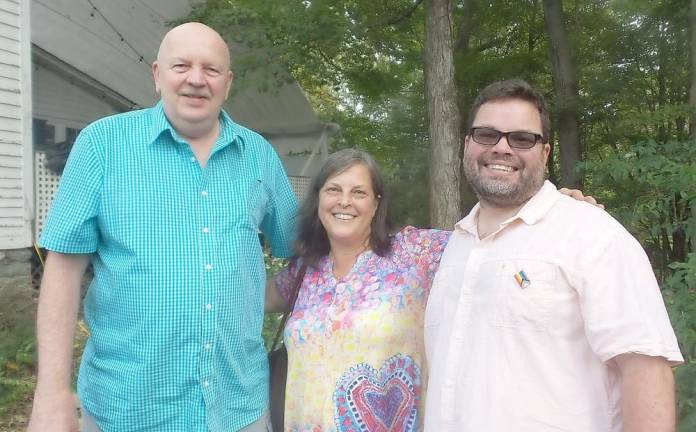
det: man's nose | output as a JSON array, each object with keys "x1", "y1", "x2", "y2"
[
  {"x1": 490, "y1": 135, "x2": 514, "y2": 154},
  {"x1": 186, "y1": 67, "x2": 205, "y2": 86}
]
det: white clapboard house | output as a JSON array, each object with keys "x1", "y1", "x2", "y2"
[{"x1": 0, "y1": 0, "x2": 333, "y2": 255}]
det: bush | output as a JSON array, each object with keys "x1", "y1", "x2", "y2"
[
  {"x1": 584, "y1": 138, "x2": 696, "y2": 430},
  {"x1": 263, "y1": 249, "x2": 289, "y2": 351},
  {"x1": 664, "y1": 255, "x2": 696, "y2": 429},
  {"x1": 0, "y1": 328, "x2": 36, "y2": 429}
]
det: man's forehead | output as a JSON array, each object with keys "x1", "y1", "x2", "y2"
[
  {"x1": 477, "y1": 98, "x2": 537, "y2": 111},
  {"x1": 473, "y1": 99, "x2": 541, "y2": 128},
  {"x1": 158, "y1": 23, "x2": 230, "y2": 64},
  {"x1": 165, "y1": 54, "x2": 228, "y2": 67}
]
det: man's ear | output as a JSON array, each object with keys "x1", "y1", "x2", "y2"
[
  {"x1": 542, "y1": 142, "x2": 551, "y2": 163},
  {"x1": 152, "y1": 62, "x2": 161, "y2": 94},
  {"x1": 224, "y1": 70, "x2": 234, "y2": 99},
  {"x1": 460, "y1": 135, "x2": 471, "y2": 159}
]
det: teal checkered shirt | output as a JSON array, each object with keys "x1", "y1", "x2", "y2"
[{"x1": 40, "y1": 102, "x2": 298, "y2": 431}]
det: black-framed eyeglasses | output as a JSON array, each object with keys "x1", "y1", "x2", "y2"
[{"x1": 469, "y1": 127, "x2": 543, "y2": 149}]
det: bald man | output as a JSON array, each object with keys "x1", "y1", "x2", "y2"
[{"x1": 28, "y1": 23, "x2": 297, "y2": 432}]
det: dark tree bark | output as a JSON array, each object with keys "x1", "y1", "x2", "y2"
[
  {"x1": 454, "y1": 0, "x2": 473, "y2": 53},
  {"x1": 689, "y1": 0, "x2": 696, "y2": 252},
  {"x1": 691, "y1": 0, "x2": 696, "y2": 138},
  {"x1": 425, "y1": 0, "x2": 462, "y2": 228},
  {"x1": 546, "y1": 128, "x2": 557, "y2": 184},
  {"x1": 542, "y1": 0, "x2": 582, "y2": 188},
  {"x1": 453, "y1": 0, "x2": 479, "y2": 214}
]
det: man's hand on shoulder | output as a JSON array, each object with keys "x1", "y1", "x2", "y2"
[
  {"x1": 558, "y1": 187, "x2": 605, "y2": 209},
  {"x1": 27, "y1": 388, "x2": 79, "y2": 432}
]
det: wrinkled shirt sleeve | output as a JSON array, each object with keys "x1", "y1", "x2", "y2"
[
  {"x1": 40, "y1": 126, "x2": 104, "y2": 253},
  {"x1": 261, "y1": 146, "x2": 298, "y2": 259}
]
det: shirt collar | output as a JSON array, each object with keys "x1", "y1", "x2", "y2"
[
  {"x1": 454, "y1": 180, "x2": 561, "y2": 236},
  {"x1": 148, "y1": 100, "x2": 245, "y2": 151},
  {"x1": 454, "y1": 203, "x2": 480, "y2": 236}
]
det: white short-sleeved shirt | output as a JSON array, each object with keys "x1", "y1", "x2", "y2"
[{"x1": 424, "y1": 181, "x2": 683, "y2": 432}]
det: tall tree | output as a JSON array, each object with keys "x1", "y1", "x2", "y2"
[
  {"x1": 690, "y1": 0, "x2": 696, "y2": 139},
  {"x1": 542, "y1": 0, "x2": 582, "y2": 187},
  {"x1": 690, "y1": 0, "x2": 696, "y2": 253},
  {"x1": 452, "y1": 0, "x2": 480, "y2": 213},
  {"x1": 424, "y1": 0, "x2": 461, "y2": 228}
]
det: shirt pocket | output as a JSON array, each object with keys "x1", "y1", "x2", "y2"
[
  {"x1": 475, "y1": 259, "x2": 557, "y2": 331},
  {"x1": 220, "y1": 176, "x2": 269, "y2": 232},
  {"x1": 247, "y1": 177, "x2": 270, "y2": 229}
]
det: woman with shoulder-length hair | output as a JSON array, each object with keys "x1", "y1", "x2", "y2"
[{"x1": 266, "y1": 148, "x2": 450, "y2": 431}]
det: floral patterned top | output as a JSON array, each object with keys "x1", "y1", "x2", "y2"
[{"x1": 275, "y1": 226, "x2": 451, "y2": 432}]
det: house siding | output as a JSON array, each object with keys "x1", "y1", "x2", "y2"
[
  {"x1": 32, "y1": 64, "x2": 120, "y2": 128},
  {"x1": 0, "y1": 0, "x2": 31, "y2": 249}
]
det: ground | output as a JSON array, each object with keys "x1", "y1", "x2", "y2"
[
  {"x1": 0, "y1": 273, "x2": 89, "y2": 432},
  {"x1": 0, "y1": 274, "x2": 35, "y2": 432}
]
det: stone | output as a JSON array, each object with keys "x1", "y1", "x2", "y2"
[
  {"x1": 6, "y1": 248, "x2": 33, "y2": 263},
  {"x1": 0, "y1": 274, "x2": 35, "y2": 331},
  {"x1": 0, "y1": 260, "x2": 30, "y2": 277}
]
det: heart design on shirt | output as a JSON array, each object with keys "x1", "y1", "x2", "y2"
[{"x1": 333, "y1": 354, "x2": 421, "y2": 431}]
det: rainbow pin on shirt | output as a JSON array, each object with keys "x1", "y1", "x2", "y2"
[{"x1": 514, "y1": 270, "x2": 531, "y2": 289}]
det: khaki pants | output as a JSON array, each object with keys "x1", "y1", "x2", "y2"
[{"x1": 81, "y1": 409, "x2": 272, "y2": 432}]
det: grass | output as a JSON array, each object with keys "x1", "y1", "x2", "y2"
[
  {"x1": 0, "y1": 327, "x2": 35, "y2": 432},
  {"x1": 0, "y1": 321, "x2": 89, "y2": 432}
]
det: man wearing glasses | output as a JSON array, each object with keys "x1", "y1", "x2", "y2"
[{"x1": 424, "y1": 79, "x2": 682, "y2": 432}]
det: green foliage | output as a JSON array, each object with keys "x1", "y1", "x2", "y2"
[
  {"x1": 665, "y1": 256, "x2": 696, "y2": 430},
  {"x1": 263, "y1": 248, "x2": 288, "y2": 351},
  {"x1": 583, "y1": 136, "x2": 696, "y2": 429},
  {"x1": 263, "y1": 313, "x2": 284, "y2": 352},
  {"x1": 188, "y1": 0, "x2": 432, "y2": 228},
  {"x1": 667, "y1": 257, "x2": 696, "y2": 361},
  {"x1": 0, "y1": 328, "x2": 36, "y2": 422},
  {"x1": 676, "y1": 362, "x2": 696, "y2": 430},
  {"x1": 582, "y1": 138, "x2": 696, "y2": 271}
]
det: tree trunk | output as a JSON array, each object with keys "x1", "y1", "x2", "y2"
[
  {"x1": 424, "y1": 0, "x2": 462, "y2": 228},
  {"x1": 454, "y1": 0, "x2": 479, "y2": 214},
  {"x1": 455, "y1": 0, "x2": 473, "y2": 53},
  {"x1": 542, "y1": 0, "x2": 582, "y2": 188},
  {"x1": 547, "y1": 128, "x2": 557, "y2": 184},
  {"x1": 691, "y1": 0, "x2": 696, "y2": 137},
  {"x1": 689, "y1": 0, "x2": 696, "y2": 253}
]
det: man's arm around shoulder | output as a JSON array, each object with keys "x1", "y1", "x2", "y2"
[
  {"x1": 27, "y1": 252, "x2": 90, "y2": 432},
  {"x1": 614, "y1": 352, "x2": 677, "y2": 432}
]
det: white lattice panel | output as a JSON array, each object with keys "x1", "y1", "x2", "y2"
[
  {"x1": 34, "y1": 151, "x2": 61, "y2": 238},
  {"x1": 289, "y1": 176, "x2": 311, "y2": 202}
]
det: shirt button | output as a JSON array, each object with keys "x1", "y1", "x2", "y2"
[
  {"x1": 205, "y1": 303, "x2": 213, "y2": 311},
  {"x1": 205, "y1": 263, "x2": 213, "y2": 270},
  {"x1": 204, "y1": 343, "x2": 212, "y2": 350},
  {"x1": 190, "y1": 156, "x2": 196, "y2": 163},
  {"x1": 202, "y1": 380, "x2": 210, "y2": 387},
  {"x1": 202, "y1": 227, "x2": 210, "y2": 233},
  {"x1": 201, "y1": 190, "x2": 208, "y2": 197}
]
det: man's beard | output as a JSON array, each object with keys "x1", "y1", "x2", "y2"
[{"x1": 463, "y1": 152, "x2": 546, "y2": 208}]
